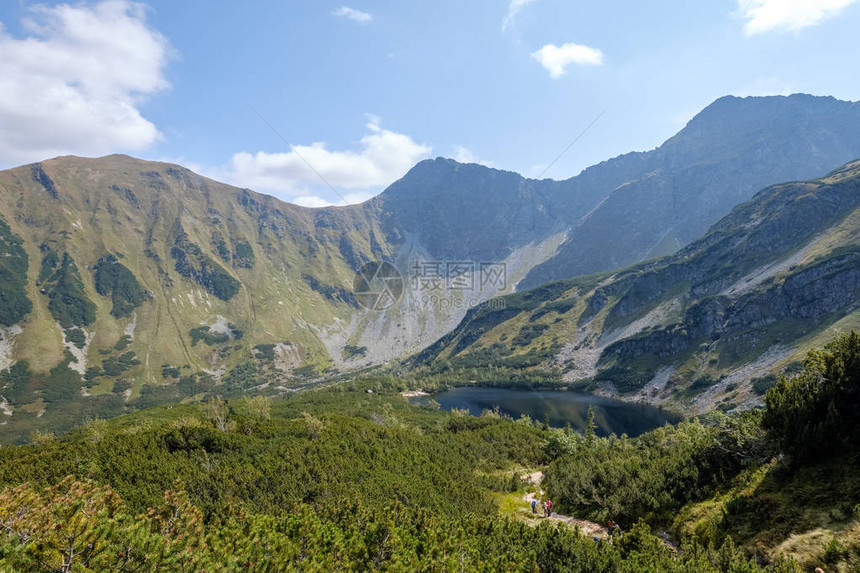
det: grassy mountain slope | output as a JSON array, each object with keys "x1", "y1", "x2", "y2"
[
  {"x1": 0, "y1": 156, "x2": 400, "y2": 429},
  {"x1": 3, "y1": 154, "x2": 390, "y2": 365},
  {"x1": 416, "y1": 160, "x2": 860, "y2": 412}
]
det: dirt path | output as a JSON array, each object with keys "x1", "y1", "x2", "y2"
[
  {"x1": 522, "y1": 471, "x2": 681, "y2": 553},
  {"x1": 521, "y1": 471, "x2": 609, "y2": 539}
]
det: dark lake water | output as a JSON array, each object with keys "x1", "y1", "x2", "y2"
[{"x1": 412, "y1": 386, "x2": 677, "y2": 437}]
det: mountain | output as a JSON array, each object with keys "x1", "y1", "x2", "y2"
[
  {"x1": 0, "y1": 157, "x2": 390, "y2": 414},
  {"x1": 519, "y1": 94, "x2": 860, "y2": 288},
  {"x1": 2, "y1": 94, "x2": 860, "y2": 436},
  {"x1": 414, "y1": 159, "x2": 860, "y2": 413}
]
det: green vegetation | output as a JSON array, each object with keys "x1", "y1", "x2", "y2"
[
  {"x1": 232, "y1": 239, "x2": 255, "y2": 268},
  {"x1": 101, "y1": 351, "x2": 141, "y2": 377},
  {"x1": 0, "y1": 386, "x2": 800, "y2": 572},
  {"x1": 161, "y1": 365, "x2": 180, "y2": 379},
  {"x1": 0, "y1": 361, "x2": 34, "y2": 406},
  {"x1": 253, "y1": 343, "x2": 276, "y2": 360},
  {"x1": 751, "y1": 374, "x2": 778, "y2": 396},
  {"x1": 37, "y1": 248, "x2": 58, "y2": 283},
  {"x1": 302, "y1": 273, "x2": 358, "y2": 307},
  {"x1": 416, "y1": 277, "x2": 591, "y2": 364},
  {"x1": 41, "y1": 350, "x2": 82, "y2": 406},
  {"x1": 544, "y1": 412, "x2": 768, "y2": 525},
  {"x1": 81, "y1": 351, "x2": 141, "y2": 382},
  {"x1": 763, "y1": 331, "x2": 860, "y2": 465},
  {"x1": 344, "y1": 344, "x2": 367, "y2": 359},
  {"x1": 175, "y1": 372, "x2": 215, "y2": 396},
  {"x1": 0, "y1": 219, "x2": 31, "y2": 326},
  {"x1": 512, "y1": 323, "x2": 550, "y2": 347},
  {"x1": 190, "y1": 324, "x2": 243, "y2": 346},
  {"x1": 212, "y1": 232, "x2": 230, "y2": 261},
  {"x1": 30, "y1": 163, "x2": 58, "y2": 198},
  {"x1": 113, "y1": 334, "x2": 132, "y2": 351},
  {"x1": 293, "y1": 364, "x2": 317, "y2": 378},
  {"x1": 93, "y1": 253, "x2": 146, "y2": 318},
  {"x1": 544, "y1": 332, "x2": 860, "y2": 570},
  {"x1": 0, "y1": 255, "x2": 855, "y2": 571},
  {"x1": 0, "y1": 357, "x2": 128, "y2": 439},
  {"x1": 64, "y1": 327, "x2": 86, "y2": 349},
  {"x1": 42, "y1": 252, "x2": 97, "y2": 328},
  {"x1": 171, "y1": 232, "x2": 241, "y2": 301},
  {"x1": 190, "y1": 326, "x2": 229, "y2": 346},
  {"x1": 222, "y1": 360, "x2": 259, "y2": 391}
]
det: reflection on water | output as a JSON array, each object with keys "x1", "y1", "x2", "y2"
[{"x1": 412, "y1": 386, "x2": 677, "y2": 437}]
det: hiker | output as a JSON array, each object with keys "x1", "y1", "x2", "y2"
[
  {"x1": 608, "y1": 519, "x2": 621, "y2": 538},
  {"x1": 544, "y1": 499, "x2": 552, "y2": 518},
  {"x1": 531, "y1": 499, "x2": 537, "y2": 514}
]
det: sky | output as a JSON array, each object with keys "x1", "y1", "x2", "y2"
[{"x1": 1, "y1": 0, "x2": 859, "y2": 207}]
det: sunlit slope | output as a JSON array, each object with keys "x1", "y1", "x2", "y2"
[{"x1": 0, "y1": 155, "x2": 389, "y2": 381}]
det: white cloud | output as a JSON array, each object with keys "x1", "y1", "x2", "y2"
[
  {"x1": 332, "y1": 6, "x2": 372, "y2": 24},
  {"x1": 221, "y1": 117, "x2": 431, "y2": 205},
  {"x1": 291, "y1": 189, "x2": 375, "y2": 208},
  {"x1": 0, "y1": 0, "x2": 171, "y2": 167},
  {"x1": 292, "y1": 195, "x2": 335, "y2": 208},
  {"x1": 531, "y1": 43, "x2": 604, "y2": 78},
  {"x1": 365, "y1": 113, "x2": 381, "y2": 132},
  {"x1": 502, "y1": 0, "x2": 538, "y2": 32},
  {"x1": 342, "y1": 190, "x2": 376, "y2": 204},
  {"x1": 452, "y1": 146, "x2": 495, "y2": 167},
  {"x1": 737, "y1": 0, "x2": 858, "y2": 35}
]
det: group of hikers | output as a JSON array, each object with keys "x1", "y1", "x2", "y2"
[
  {"x1": 530, "y1": 497, "x2": 553, "y2": 517},
  {"x1": 592, "y1": 520, "x2": 624, "y2": 544},
  {"x1": 530, "y1": 497, "x2": 623, "y2": 540}
]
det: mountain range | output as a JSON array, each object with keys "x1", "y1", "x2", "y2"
[
  {"x1": 417, "y1": 159, "x2": 860, "y2": 413},
  {"x1": 1, "y1": 93, "x2": 860, "y2": 436}
]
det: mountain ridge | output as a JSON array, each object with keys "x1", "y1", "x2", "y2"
[
  {"x1": 3, "y1": 94, "x2": 860, "y2": 438},
  {"x1": 414, "y1": 158, "x2": 860, "y2": 413}
]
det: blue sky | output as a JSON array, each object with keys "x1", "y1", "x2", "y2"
[{"x1": 1, "y1": 0, "x2": 859, "y2": 206}]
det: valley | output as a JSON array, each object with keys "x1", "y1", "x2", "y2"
[{"x1": 1, "y1": 95, "x2": 860, "y2": 440}]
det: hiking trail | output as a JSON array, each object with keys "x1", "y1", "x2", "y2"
[
  {"x1": 521, "y1": 471, "x2": 609, "y2": 539},
  {"x1": 522, "y1": 471, "x2": 681, "y2": 552}
]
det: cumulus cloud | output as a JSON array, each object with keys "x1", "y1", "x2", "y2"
[
  {"x1": 452, "y1": 146, "x2": 495, "y2": 167},
  {"x1": 531, "y1": 43, "x2": 604, "y2": 78},
  {"x1": 365, "y1": 113, "x2": 382, "y2": 132},
  {"x1": 291, "y1": 190, "x2": 374, "y2": 208},
  {"x1": 502, "y1": 0, "x2": 538, "y2": 32},
  {"x1": 222, "y1": 117, "x2": 431, "y2": 206},
  {"x1": 0, "y1": 0, "x2": 171, "y2": 167},
  {"x1": 332, "y1": 6, "x2": 372, "y2": 24},
  {"x1": 737, "y1": 0, "x2": 858, "y2": 35},
  {"x1": 291, "y1": 195, "x2": 337, "y2": 208}
]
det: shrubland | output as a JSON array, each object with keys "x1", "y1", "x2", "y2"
[{"x1": 1, "y1": 332, "x2": 858, "y2": 571}]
